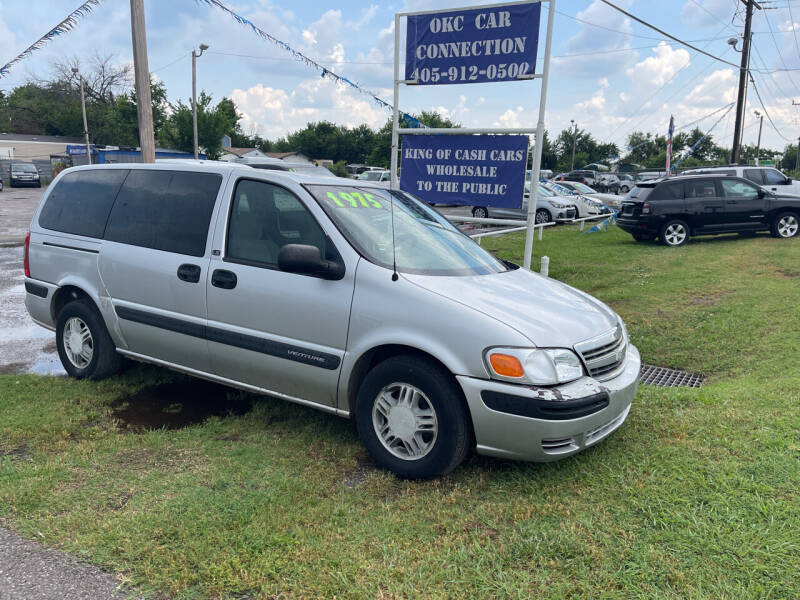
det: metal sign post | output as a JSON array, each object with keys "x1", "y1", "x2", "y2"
[{"x1": 392, "y1": 0, "x2": 555, "y2": 270}]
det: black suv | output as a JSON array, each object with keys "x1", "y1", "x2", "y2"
[{"x1": 617, "y1": 175, "x2": 800, "y2": 246}]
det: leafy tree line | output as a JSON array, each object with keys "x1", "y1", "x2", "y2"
[{"x1": 1, "y1": 54, "x2": 795, "y2": 170}]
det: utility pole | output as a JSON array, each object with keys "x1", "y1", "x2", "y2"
[
  {"x1": 192, "y1": 44, "x2": 209, "y2": 160},
  {"x1": 796, "y1": 136, "x2": 800, "y2": 173},
  {"x1": 570, "y1": 119, "x2": 578, "y2": 171},
  {"x1": 731, "y1": 0, "x2": 760, "y2": 165},
  {"x1": 72, "y1": 68, "x2": 92, "y2": 165},
  {"x1": 753, "y1": 110, "x2": 763, "y2": 165},
  {"x1": 129, "y1": 0, "x2": 155, "y2": 163}
]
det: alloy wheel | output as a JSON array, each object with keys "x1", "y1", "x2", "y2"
[
  {"x1": 664, "y1": 223, "x2": 687, "y2": 246},
  {"x1": 777, "y1": 214, "x2": 798, "y2": 238}
]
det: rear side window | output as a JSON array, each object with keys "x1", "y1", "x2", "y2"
[
  {"x1": 104, "y1": 170, "x2": 221, "y2": 257},
  {"x1": 744, "y1": 169, "x2": 764, "y2": 184},
  {"x1": 652, "y1": 182, "x2": 684, "y2": 200},
  {"x1": 685, "y1": 180, "x2": 718, "y2": 198},
  {"x1": 38, "y1": 169, "x2": 128, "y2": 238}
]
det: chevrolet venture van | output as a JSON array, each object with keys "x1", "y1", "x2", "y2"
[{"x1": 24, "y1": 163, "x2": 640, "y2": 478}]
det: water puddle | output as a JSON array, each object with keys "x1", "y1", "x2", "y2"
[{"x1": 111, "y1": 380, "x2": 253, "y2": 432}]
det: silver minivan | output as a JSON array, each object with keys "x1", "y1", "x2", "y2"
[{"x1": 24, "y1": 163, "x2": 640, "y2": 478}]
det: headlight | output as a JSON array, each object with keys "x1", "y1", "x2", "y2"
[
  {"x1": 547, "y1": 200, "x2": 568, "y2": 208},
  {"x1": 485, "y1": 347, "x2": 584, "y2": 385}
]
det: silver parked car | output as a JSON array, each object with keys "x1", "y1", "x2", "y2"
[
  {"x1": 24, "y1": 163, "x2": 640, "y2": 478},
  {"x1": 472, "y1": 183, "x2": 578, "y2": 223}
]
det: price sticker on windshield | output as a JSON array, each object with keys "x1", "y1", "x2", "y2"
[{"x1": 324, "y1": 189, "x2": 384, "y2": 209}]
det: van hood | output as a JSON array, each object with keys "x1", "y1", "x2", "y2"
[{"x1": 403, "y1": 267, "x2": 619, "y2": 348}]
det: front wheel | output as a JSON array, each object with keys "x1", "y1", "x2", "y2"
[
  {"x1": 660, "y1": 219, "x2": 690, "y2": 247},
  {"x1": 771, "y1": 211, "x2": 799, "y2": 239},
  {"x1": 56, "y1": 299, "x2": 121, "y2": 380},
  {"x1": 355, "y1": 355, "x2": 471, "y2": 479},
  {"x1": 472, "y1": 206, "x2": 488, "y2": 219},
  {"x1": 535, "y1": 208, "x2": 551, "y2": 225}
]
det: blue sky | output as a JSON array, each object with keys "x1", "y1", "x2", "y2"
[{"x1": 1, "y1": 0, "x2": 800, "y2": 151}]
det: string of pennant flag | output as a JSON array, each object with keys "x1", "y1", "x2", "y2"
[
  {"x1": 0, "y1": 0, "x2": 427, "y2": 128},
  {"x1": 0, "y1": 0, "x2": 105, "y2": 78},
  {"x1": 193, "y1": 0, "x2": 427, "y2": 128}
]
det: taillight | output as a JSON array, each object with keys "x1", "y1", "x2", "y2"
[
  {"x1": 23, "y1": 231, "x2": 30, "y2": 278},
  {"x1": 641, "y1": 203, "x2": 651, "y2": 215}
]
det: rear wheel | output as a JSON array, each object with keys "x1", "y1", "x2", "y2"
[
  {"x1": 771, "y1": 211, "x2": 799, "y2": 239},
  {"x1": 472, "y1": 206, "x2": 488, "y2": 219},
  {"x1": 660, "y1": 219, "x2": 689, "y2": 247},
  {"x1": 355, "y1": 355, "x2": 471, "y2": 479},
  {"x1": 56, "y1": 299, "x2": 121, "y2": 380}
]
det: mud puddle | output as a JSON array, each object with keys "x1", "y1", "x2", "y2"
[{"x1": 111, "y1": 380, "x2": 253, "y2": 432}]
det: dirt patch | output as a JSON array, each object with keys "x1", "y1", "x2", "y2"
[
  {"x1": 1, "y1": 443, "x2": 32, "y2": 461},
  {"x1": 776, "y1": 267, "x2": 799, "y2": 278},
  {"x1": 111, "y1": 380, "x2": 253, "y2": 432},
  {"x1": 688, "y1": 292, "x2": 724, "y2": 307},
  {"x1": 343, "y1": 454, "x2": 376, "y2": 488}
]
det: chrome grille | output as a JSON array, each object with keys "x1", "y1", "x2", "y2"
[{"x1": 574, "y1": 326, "x2": 627, "y2": 381}]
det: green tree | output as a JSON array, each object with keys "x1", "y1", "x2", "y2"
[
  {"x1": 159, "y1": 91, "x2": 239, "y2": 159},
  {"x1": 327, "y1": 160, "x2": 348, "y2": 177}
]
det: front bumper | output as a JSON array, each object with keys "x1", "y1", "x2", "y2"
[
  {"x1": 11, "y1": 177, "x2": 40, "y2": 187},
  {"x1": 458, "y1": 344, "x2": 640, "y2": 462}
]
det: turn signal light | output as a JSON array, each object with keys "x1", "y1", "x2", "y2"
[{"x1": 489, "y1": 353, "x2": 524, "y2": 378}]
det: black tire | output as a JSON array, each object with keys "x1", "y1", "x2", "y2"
[
  {"x1": 535, "y1": 208, "x2": 551, "y2": 225},
  {"x1": 472, "y1": 206, "x2": 488, "y2": 219},
  {"x1": 55, "y1": 299, "x2": 121, "y2": 380},
  {"x1": 770, "y1": 210, "x2": 799, "y2": 239},
  {"x1": 659, "y1": 219, "x2": 690, "y2": 247},
  {"x1": 355, "y1": 355, "x2": 471, "y2": 479}
]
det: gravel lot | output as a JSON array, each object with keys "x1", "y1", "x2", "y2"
[{"x1": 0, "y1": 186, "x2": 43, "y2": 247}]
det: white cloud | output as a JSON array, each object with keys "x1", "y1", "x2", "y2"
[
  {"x1": 230, "y1": 78, "x2": 389, "y2": 138},
  {"x1": 554, "y1": 0, "x2": 637, "y2": 77},
  {"x1": 683, "y1": 68, "x2": 737, "y2": 107},
  {"x1": 680, "y1": 0, "x2": 735, "y2": 30},
  {"x1": 626, "y1": 42, "x2": 691, "y2": 89}
]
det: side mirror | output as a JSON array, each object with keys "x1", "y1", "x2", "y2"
[
  {"x1": 757, "y1": 188, "x2": 766, "y2": 198},
  {"x1": 278, "y1": 244, "x2": 344, "y2": 280}
]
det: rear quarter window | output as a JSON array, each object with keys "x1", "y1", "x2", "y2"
[
  {"x1": 38, "y1": 169, "x2": 129, "y2": 238},
  {"x1": 104, "y1": 170, "x2": 222, "y2": 257}
]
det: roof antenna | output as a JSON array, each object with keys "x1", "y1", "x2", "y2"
[{"x1": 390, "y1": 190, "x2": 399, "y2": 281}]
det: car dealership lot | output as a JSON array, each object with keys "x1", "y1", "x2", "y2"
[{"x1": 1, "y1": 223, "x2": 798, "y2": 599}]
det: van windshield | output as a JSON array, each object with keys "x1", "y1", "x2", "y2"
[{"x1": 305, "y1": 185, "x2": 509, "y2": 276}]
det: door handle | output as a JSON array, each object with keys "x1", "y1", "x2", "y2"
[
  {"x1": 211, "y1": 269, "x2": 237, "y2": 289},
  {"x1": 177, "y1": 263, "x2": 201, "y2": 283}
]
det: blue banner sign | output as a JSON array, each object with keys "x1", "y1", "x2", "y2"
[
  {"x1": 405, "y1": 2, "x2": 541, "y2": 85},
  {"x1": 399, "y1": 134, "x2": 528, "y2": 208},
  {"x1": 66, "y1": 144, "x2": 95, "y2": 155}
]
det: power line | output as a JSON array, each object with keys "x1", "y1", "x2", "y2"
[
  {"x1": 761, "y1": 8, "x2": 800, "y2": 93},
  {"x1": 597, "y1": 0, "x2": 742, "y2": 68},
  {"x1": 749, "y1": 76, "x2": 794, "y2": 141}
]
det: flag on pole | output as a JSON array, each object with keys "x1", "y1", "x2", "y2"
[{"x1": 666, "y1": 115, "x2": 674, "y2": 177}]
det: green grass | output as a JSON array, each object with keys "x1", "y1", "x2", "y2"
[{"x1": 1, "y1": 226, "x2": 799, "y2": 599}]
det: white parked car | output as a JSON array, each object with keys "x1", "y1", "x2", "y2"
[{"x1": 680, "y1": 165, "x2": 800, "y2": 196}]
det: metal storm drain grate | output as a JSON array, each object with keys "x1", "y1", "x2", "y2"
[{"x1": 640, "y1": 364, "x2": 704, "y2": 388}]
